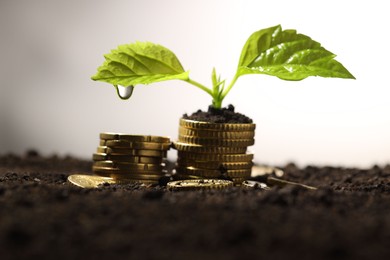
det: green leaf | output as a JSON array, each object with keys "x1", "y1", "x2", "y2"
[
  {"x1": 211, "y1": 67, "x2": 217, "y2": 89},
  {"x1": 237, "y1": 25, "x2": 355, "y2": 80},
  {"x1": 91, "y1": 42, "x2": 189, "y2": 86}
]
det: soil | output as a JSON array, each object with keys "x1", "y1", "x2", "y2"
[
  {"x1": 183, "y1": 105, "x2": 253, "y2": 123},
  {"x1": 2, "y1": 151, "x2": 390, "y2": 259}
]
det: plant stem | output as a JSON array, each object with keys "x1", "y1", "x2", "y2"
[
  {"x1": 183, "y1": 78, "x2": 213, "y2": 96},
  {"x1": 212, "y1": 99, "x2": 222, "y2": 109},
  {"x1": 221, "y1": 73, "x2": 239, "y2": 100},
  {"x1": 183, "y1": 73, "x2": 239, "y2": 110}
]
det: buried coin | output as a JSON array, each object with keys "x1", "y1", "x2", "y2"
[
  {"x1": 167, "y1": 179, "x2": 233, "y2": 191},
  {"x1": 100, "y1": 133, "x2": 171, "y2": 143},
  {"x1": 67, "y1": 174, "x2": 116, "y2": 188}
]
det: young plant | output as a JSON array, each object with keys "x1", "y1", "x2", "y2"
[{"x1": 92, "y1": 25, "x2": 355, "y2": 109}]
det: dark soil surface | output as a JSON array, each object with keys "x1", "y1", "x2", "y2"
[
  {"x1": 183, "y1": 105, "x2": 253, "y2": 123},
  {"x1": 2, "y1": 151, "x2": 390, "y2": 259}
]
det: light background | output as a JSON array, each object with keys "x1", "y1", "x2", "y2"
[{"x1": 0, "y1": 0, "x2": 389, "y2": 168}]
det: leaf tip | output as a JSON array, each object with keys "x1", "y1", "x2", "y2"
[{"x1": 91, "y1": 74, "x2": 98, "y2": 81}]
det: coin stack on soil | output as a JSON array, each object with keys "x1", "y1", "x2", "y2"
[
  {"x1": 92, "y1": 133, "x2": 171, "y2": 184},
  {"x1": 173, "y1": 119, "x2": 256, "y2": 184}
]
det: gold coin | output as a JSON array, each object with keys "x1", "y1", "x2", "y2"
[
  {"x1": 176, "y1": 159, "x2": 253, "y2": 170},
  {"x1": 167, "y1": 179, "x2": 233, "y2": 191},
  {"x1": 92, "y1": 166, "x2": 164, "y2": 176},
  {"x1": 93, "y1": 161, "x2": 164, "y2": 171},
  {"x1": 242, "y1": 180, "x2": 271, "y2": 190},
  {"x1": 92, "y1": 153, "x2": 164, "y2": 164},
  {"x1": 67, "y1": 174, "x2": 157, "y2": 188},
  {"x1": 172, "y1": 142, "x2": 247, "y2": 154},
  {"x1": 93, "y1": 169, "x2": 164, "y2": 180},
  {"x1": 178, "y1": 135, "x2": 254, "y2": 147},
  {"x1": 100, "y1": 140, "x2": 171, "y2": 150},
  {"x1": 100, "y1": 132, "x2": 170, "y2": 143},
  {"x1": 175, "y1": 166, "x2": 252, "y2": 178},
  {"x1": 177, "y1": 151, "x2": 254, "y2": 162},
  {"x1": 97, "y1": 146, "x2": 167, "y2": 157},
  {"x1": 180, "y1": 119, "x2": 256, "y2": 131},
  {"x1": 179, "y1": 127, "x2": 255, "y2": 139},
  {"x1": 67, "y1": 174, "x2": 116, "y2": 188}
]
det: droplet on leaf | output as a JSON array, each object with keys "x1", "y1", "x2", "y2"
[{"x1": 115, "y1": 85, "x2": 134, "y2": 100}]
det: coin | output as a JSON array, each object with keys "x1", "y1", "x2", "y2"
[
  {"x1": 179, "y1": 127, "x2": 255, "y2": 139},
  {"x1": 100, "y1": 132, "x2": 170, "y2": 143},
  {"x1": 92, "y1": 153, "x2": 164, "y2": 164},
  {"x1": 167, "y1": 179, "x2": 233, "y2": 191},
  {"x1": 67, "y1": 174, "x2": 116, "y2": 188},
  {"x1": 68, "y1": 174, "x2": 162, "y2": 188},
  {"x1": 251, "y1": 165, "x2": 284, "y2": 178},
  {"x1": 97, "y1": 146, "x2": 167, "y2": 157},
  {"x1": 172, "y1": 142, "x2": 247, "y2": 154},
  {"x1": 177, "y1": 159, "x2": 253, "y2": 170},
  {"x1": 242, "y1": 180, "x2": 271, "y2": 190},
  {"x1": 92, "y1": 166, "x2": 164, "y2": 176},
  {"x1": 180, "y1": 119, "x2": 256, "y2": 131},
  {"x1": 177, "y1": 151, "x2": 254, "y2": 162},
  {"x1": 100, "y1": 140, "x2": 171, "y2": 150},
  {"x1": 92, "y1": 169, "x2": 164, "y2": 180},
  {"x1": 178, "y1": 135, "x2": 254, "y2": 147},
  {"x1": 93, "y1": 161, "x2": 164, "y2": 171},
  {"x1": 176, "y1": 166, "x2": 252, "y2": 178}
]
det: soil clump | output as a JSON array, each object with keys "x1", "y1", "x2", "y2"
[{"x1": 183, "y1": 105, "x2": 253, "y2": 123}]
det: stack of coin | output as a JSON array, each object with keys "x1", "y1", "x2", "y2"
[
  {"x1": 173, "y1": 119, "x2": 256, "y2": 184},
  {"x1": 92, "y1": 132, "x2": 171, "y2": 184}
]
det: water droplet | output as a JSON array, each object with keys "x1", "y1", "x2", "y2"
[{"x1": 115, "y1": 85, "x2": 134, "y2": 100}]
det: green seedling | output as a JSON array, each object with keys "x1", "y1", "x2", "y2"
[{"x1": 92, "y1": 25, "x2": 355, "y2": 109}]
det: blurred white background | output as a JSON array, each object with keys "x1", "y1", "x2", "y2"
[{"x1": 0, "y1": 0, "x2": 389, "y2": 167}]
